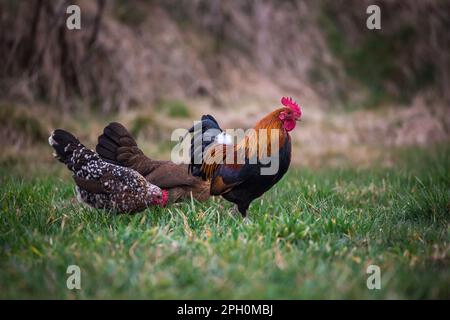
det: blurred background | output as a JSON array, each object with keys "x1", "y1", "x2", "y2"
[{"x1": 1, "y1": 0, "x2": 449, "y2": 171}]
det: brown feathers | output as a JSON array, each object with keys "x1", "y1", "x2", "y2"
[
  {"x1": 97, "y1": 122, "x2": 211, "y2": 204},
  {"x1": 200, "y1": 108, "x2": 288, "y2": 180},
  {"x1": 49, "y1": 129, "x2": 166, "y2": 214}
]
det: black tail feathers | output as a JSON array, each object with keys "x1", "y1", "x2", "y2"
[
  {"x1": 188, "y1": 115, "x2": 221, "y2": 132},
  {"x1": 188, "y1": 114, "x2": 223, "y2": 176},
  {"x1": 48, "y1": 129, "x2": 81, "y2": 164}
]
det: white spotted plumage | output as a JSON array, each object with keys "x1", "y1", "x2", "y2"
[{"x1": 49, "y1": 130, "x2": 166, "y2": 213}]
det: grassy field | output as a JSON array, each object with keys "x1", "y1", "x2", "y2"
[{"x1": 0, "y1": 145, "x2": 449, "y2": 299}]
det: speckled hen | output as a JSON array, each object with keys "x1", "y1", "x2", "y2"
[
  {"x1": 49, "y1": 129, "x2": 168, "y2": 213},
  {"x1": 96, "y1": 122, "x2": 210, "y2": 204}
]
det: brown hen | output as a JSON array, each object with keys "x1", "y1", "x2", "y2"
[{"x1": 96, "y1": 122, "x2": 210, "y2": 204}]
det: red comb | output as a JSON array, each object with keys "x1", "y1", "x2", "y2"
[{"x1": 281, "y1": 97, "x2": 301, "y2": 116}]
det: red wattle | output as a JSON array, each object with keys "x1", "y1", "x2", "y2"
[
  {"x1": 161, "y1": 190, "x2": 169, "y2": 207},
  {"x1": 283, "y1": 119, "x2": 296, "y2": 132}
]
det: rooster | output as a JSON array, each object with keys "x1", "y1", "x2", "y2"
[
  {"x1": 96, "y1": 122, "x2": 210, "y2": 204},
  {"x1": 49, "y1": 129, "x2": 168, "y2": 213},
  {"x1": 188, "y1": 97, "x2": 302, "y2": 217}
]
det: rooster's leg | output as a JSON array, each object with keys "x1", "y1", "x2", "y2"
[
  {"x1": 229, "y1": 205, "x2": 240, "y2": 217},
  {"x1": 237, "y1": 203, "x2": 250, "y2": 218},
  {"x1": 229, "y1": 203, "x2": 250, "y2": 219}
]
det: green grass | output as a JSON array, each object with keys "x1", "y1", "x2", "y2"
[
  {"x1": 0, "y1": 146, "x2": 449, "y2": 299},
  {"x1": 155, "y1": 100, "x2": 191, "y2": 118}
]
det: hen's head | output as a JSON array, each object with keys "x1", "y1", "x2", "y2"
[
  {"x1": 146, "y1": 184, "x2": 169, "y2": 207},
  {"x1": 278, "y1": 97, "x2": 302, "y2": 132}
]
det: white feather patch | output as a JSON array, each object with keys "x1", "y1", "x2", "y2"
[
  {"x1": 215, "y1": 132, "x2": 233, "y2": 145},
  {"x1": 48, "y1": 132, "x2": 57, "y2": 146}
]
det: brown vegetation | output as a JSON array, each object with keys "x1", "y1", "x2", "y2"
[
  {"x1": 0, "y1": 0, "x2": 449, "y2": 169},
  {"x1": 2, "y1": 0, "x2": 449, "y2": 110}
]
